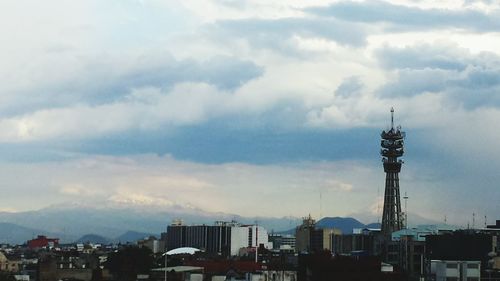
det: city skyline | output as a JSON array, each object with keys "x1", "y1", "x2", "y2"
[{"x1": 0, "y1": 1, "x2": 499, "y2": 226}]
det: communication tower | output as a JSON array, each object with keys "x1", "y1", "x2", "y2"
[{"x1": 380, "y1": 108, "x2": 405, "y2": 236}]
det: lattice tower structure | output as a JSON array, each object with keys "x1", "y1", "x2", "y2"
[{"x1": 380, "y1": 108, "x2": 405, "y2": 237}]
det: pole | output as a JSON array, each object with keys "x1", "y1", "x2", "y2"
[
  {"x1": 403, "y1": 192, "x2": 408, "y2": 229},
  {"x1": 253, "y1": 221, "x2": 260, "y2": 264},
  {"x1": 391, "y1": 107, "x2": 394, "y2": 129},
  {"x1": 164, "y1": 252, "x2": 167, "y2": 281}
]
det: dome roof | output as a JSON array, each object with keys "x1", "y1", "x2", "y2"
[{"x1": 166, "y1": 247, "x2": 201, "y2": 255}]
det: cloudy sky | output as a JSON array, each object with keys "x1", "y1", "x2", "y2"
[{"x1": 0, "y1": 0, "x2": 499, "y2": 226}]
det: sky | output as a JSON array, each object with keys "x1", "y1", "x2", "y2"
[{"x1": 0, "y1": 0, "x2": 499, "y2": 226}]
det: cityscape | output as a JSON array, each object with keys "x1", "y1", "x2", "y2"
[{"x1": 1, "y1": 1, "x2": 500, "y2": 281}]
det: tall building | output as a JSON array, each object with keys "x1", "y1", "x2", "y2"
[
  {"x1": 295, "y1": 215, "x2": 341, "y2": 253},
  {"x1": 166, "y1": 221, "x2": 270, "y2": 257},
  {"x1": 380, "y1": 108, "x2": 405, "y2": 237}
]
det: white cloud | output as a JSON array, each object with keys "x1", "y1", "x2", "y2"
[
  {"x1": 0, "y1": 154, "x2": 385, "y2": 218},
  {"x1": 0, "y1": 0, "x2": 498, "y2": 226}
]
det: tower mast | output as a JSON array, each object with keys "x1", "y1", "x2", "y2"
[{"x1": 380, "y1": 108, "x2": 405, "y2": 237}]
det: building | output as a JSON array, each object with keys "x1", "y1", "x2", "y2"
[
  {"x1": 331, "y1": 228, "x2": 381, "y2": 256},
  {"x1": 38, "y1": 252, "x2": 99, "y2": 281},
  {"x1": 298, "y1": 253, "x2": 404, "y2": 281},
  {"x1": 27, "y1": 235, "x2": 59, "y2": 250},
  {"x1": 380, "y1": 108, "x2": 405, "y2": 237},
  {"x1": 268, "y1": 233, "x2": 296, "y2": 252},
  {"x1": 295, "y1": 215, "x2": 341, "y2": 253},
  {"x1": 430, "y1": 260, "x2": 481, "y2": 281},
  {"x1": 426, "y1": 231, "x2": 494, "y2": 269},
  {"x1": 386, "y1": 234, "x2": 426, "y2": 280},
  {"x1": 487, "y1": 220, "x2": 500, "y2": 230},
  {"x1": 0, "y1": 252, "x2": 21, "y2": 272},
  {"x1": 137, "y1": 236, "x2": 164, "y2": 254},
  {"x1": 166, "y1": 221, "x2": 270, "y2": 257}
]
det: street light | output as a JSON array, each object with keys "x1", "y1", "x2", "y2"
[{"x1": 162, "y1": 251, "x2": 168, "y2": 281}]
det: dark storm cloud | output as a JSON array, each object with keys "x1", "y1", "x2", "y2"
[
  {"x1": 307, "y1": 1, "x2": 500, "y2": 32},
  {"x1": 4, "y1": 55, "x2": 263, "y2": 118},
  {"x1": 375, "y1": 44, "x2": 500, "y2": 107},
  {"x1": 376, "y1": 44, "x2": 470, "y2": 71},
  {"x1": 63, "y1": 55, "x2": 263, "y2": 103}
]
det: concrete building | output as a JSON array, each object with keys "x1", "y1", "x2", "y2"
[
  {"x1": 137, "y1": 236, "x2": 164, "y2": 254},
  {"x1": 295, "y1": 215, "x2": 341, "y2": 253},
  {"x1": 331, "y1": 228, "x2": 380, "y2": 256},
  {"x1": 268, "y1": 234, "x2": 295, "y2": 252},
  {"x1": 166, "y1": 221, "x2": 270, "y2": 257},
  {"x1": 426, "y1": 231, "x2": 494, "y2": 269},
  {"x1": 430, "y1": 260, "x2": 481, "y2": 281}
]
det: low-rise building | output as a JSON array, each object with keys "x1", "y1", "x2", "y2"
[
  {"x1": 0, "y1": 252, "x2": 21, "y2": 272},
  {"x1": 430, "y1": 260, "x2": 481, "y2": 281},
  {"x1": 27, "y1": 236, "x2": 59, "y2": 250}
]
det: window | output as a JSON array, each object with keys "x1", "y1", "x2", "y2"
[
  {"x1": 445, "y1": 278, "x2": 458, "y2": 281},
  {"x1": 446, "y1": 263, "x2": 458, "y2": 269},
  {"x1": 467, "y1": 263, "x2": 479, "y2": 269},
  {"x1": 467, "y1": 278, "x2": 479, "y2": 281}
]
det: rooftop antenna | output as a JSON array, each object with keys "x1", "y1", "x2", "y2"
[
  {"x1": 444, "y1": 215, "x2": 447, "y2": 224},
  {"x1": 391, "y1": 107, "x2": 394, "y2": 129},
  {"x1": 377, "y1": 185, "x2": 380, "y2": 224},
  {"x1": 472, "y1": 212, "x2": 476, "y2": 229},
  {"x1": 403, "y1": 192, "x2": 409, "y2": 229},
  {"x1": 484, "y1": 215, "x2": 487, "y2": 228},
  {"x1": 254, "y1": 220, "x2": 259, "y2": 263},
  {"x1": 319, "y1": 189, "x2": 323, "y2": 219}
]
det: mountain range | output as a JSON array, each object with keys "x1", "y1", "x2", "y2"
[
  {"x1": 0, "y1": 202, "x2": 301, "y2": 244},
  {"x1": 277, "y1": 217, "x2": 381, "y2": 235},
  {"x1": 0, "y1": 201, "x2": 437, "y2": 245}
]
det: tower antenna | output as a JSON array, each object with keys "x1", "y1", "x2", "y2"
[
  {"x1": 319, "y1": 189, "x2": 322, "y2": 219},
  {"x1": 380, "y1": 107, "x2": 405, "y2": 237},
  {"x1": 403, "y1": 192, "x2": 409, "y2": 229},
  {"x1": 391, "y1": 107, "x2": 394, "y2": 129},
  {"x1": 472, "y1": 212, "x2": 475, "y2": 229}
]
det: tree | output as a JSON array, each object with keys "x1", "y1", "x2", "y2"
[
  {"x1": 0, "y1": 272, "x2": 16, "y2": 281},
  {"x1": 105, "y1": 246, "x2": 155, "y2": 281}
]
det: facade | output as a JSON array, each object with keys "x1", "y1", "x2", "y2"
[
  {"x1": 295, "y1": 215, "x2": 341, "y2": 253},
  {"x1": 0, "y1": 252, "x2": 21, "y2": 272},
  {"x1": 38, "y1": 253, "x2": 98, "y2": 281},
  {"x1": 295, "y1": 216, "x2": 315, "y2": 253},
  {"x1": 137, "y1": 236, "x2": 164, "y2": 254},
  {"x1": 268, "y1": 234, "x2": 296, "y2": 251},
  {"x1": 331, "y1": 228, "x2": 380, "y2": 256},
  {"x1": 426, "y1": 232, "x2": 494, "y2": 268},
  {"x1": 430, "y1": 260, "x2": 481, "y2": 281},
  {"x1": 166, "y1": 221, "x2": 270, "y2": 257},
  {"x1": 386, "y1": 235, "x2": 425, "y2": 279},
  {"x1": 380, "y1": 108, "x2": 405, "y2": 237},
  {"x1": 487, "y1": 220, "x2": 500, "y2": 230}
]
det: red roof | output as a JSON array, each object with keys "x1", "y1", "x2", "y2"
[{"x1": 27, "y1": 235, "x2": 59, "y2": 249}]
